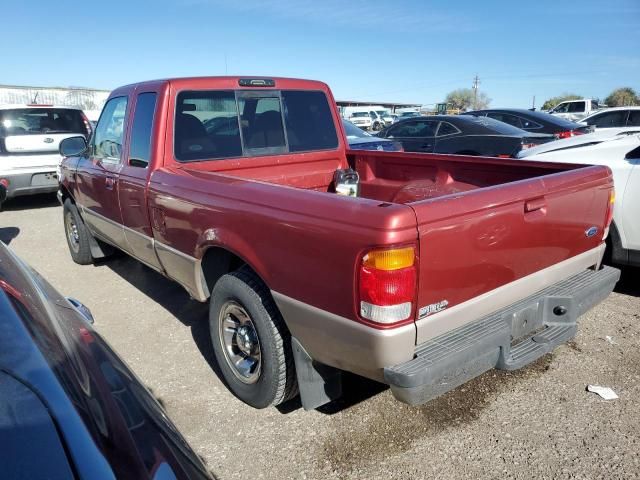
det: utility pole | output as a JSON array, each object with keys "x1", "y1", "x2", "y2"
[
  {"x1": 532, "y1": 95, "x2": 536, "y2": 110},
  {"x1": 472, "y1": 74, "x2": 480, "y2": 110}
]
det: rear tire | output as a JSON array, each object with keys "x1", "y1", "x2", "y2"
[
  {"x1": 63, "y1": 199, "x2": 94, "y2": 265},
  {"x1": 209, "y1": 266, "x2": 297, "y2": 408}
]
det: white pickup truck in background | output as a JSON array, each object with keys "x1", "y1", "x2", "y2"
[
  {"x1": 548, "y1": 98, "x2": 601, "y2": 122},
  {"x1": 519, "y1": 131, "x2": 640, "y2": 267},
  {"x1": 0, "y1": 104, "x2": 91, "y2": 206}
]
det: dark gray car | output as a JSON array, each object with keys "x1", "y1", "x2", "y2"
[{"x1": 377, "y1": 115, "x2": 553, "y2": 157}]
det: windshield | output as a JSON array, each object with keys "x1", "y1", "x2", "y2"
[
  {"x1": 376, "y1": 111, "x2": 389, "y2": 117},
  {"x1": 342, "y1": 120, "x2": 371, "y2": 138},
  {"x1": 351, "y1": 112, "x2": 370, "y2": 118},
  {"x1": 0, "y1": 108, "x2": 88, "y2": 136}
]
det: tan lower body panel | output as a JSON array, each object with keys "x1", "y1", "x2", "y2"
[
  {"x1": 272, "y1": 291, "x2": 415, "y2": 382},
  {"x1": 274, "y1": 244, "x2": 605, "y2": 383}
]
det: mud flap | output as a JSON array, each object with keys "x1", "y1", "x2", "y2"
[{"x1": 291, "y1": 337, "x2": 342, "y2": 410}]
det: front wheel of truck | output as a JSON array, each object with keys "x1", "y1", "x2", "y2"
[
  {"x1": 209, "y1": 266, "x2": 298, "y2": 408},
  {"x1": 63, "y1": 199, "x2": 94, "y2": 265}
]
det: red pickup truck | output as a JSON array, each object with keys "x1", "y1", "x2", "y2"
[{"x1": 58, "y1": 76, "x2": 619, "y2": 410}]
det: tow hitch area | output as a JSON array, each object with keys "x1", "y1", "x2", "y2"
[{"x1": 384, "y1": 266, "x2": 620, "y2": 406}]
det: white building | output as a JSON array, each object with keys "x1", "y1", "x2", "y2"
[{"x1": 0, "y1": 84, "x2": 110, "y2": 121}]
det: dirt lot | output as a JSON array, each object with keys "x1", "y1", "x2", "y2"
[{"x1": 2, "y1": 194, "x2": 639, "y2": 480}]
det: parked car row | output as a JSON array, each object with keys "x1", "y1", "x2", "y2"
[{"x1": 374, "y1": 114, "x2": 555, "y2": 157}]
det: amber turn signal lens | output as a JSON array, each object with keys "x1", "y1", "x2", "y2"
[{"x1": 362, "y1": 247, "x2": 415, "y2": 271}]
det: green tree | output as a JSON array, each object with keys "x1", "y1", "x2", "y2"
[
  {"x1": 445, "y1": 88, "x2": 491, "y2": 111},
  {"x1": 605, "y1": 87, "x2": 639, "y2": 107},
  {"x1": 541, "y1": 93, "x2": 582, "y2": 111}
]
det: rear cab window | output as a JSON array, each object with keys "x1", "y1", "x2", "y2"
[
  {"x1": 174, "y1": 90, "x2": 338, "y2": 161},
  {"x1": 0, "y1": 108, "x2": 89, "y2": 137}
]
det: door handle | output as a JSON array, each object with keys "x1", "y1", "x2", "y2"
[
  {"x1": 421, "y1": 143, "x2": 432, "y2": 149},
  {"x1": 105, "y1": 177, "x2": 116, "y2": 190},
  {"x1": 525, "y1": 197, "x2": 546, "y2": 213}
]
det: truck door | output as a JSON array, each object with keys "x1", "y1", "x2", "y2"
[
  {"x1": 117, "y1": 89, "x2": 164, "y2": 271},
  {"x1": 75, "y1": 96, "x2": 128, "y2": 248}
]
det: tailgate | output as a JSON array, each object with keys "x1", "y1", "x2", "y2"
[{"x1": 410, "y1": 163, "x2": 613, "y2": 344}]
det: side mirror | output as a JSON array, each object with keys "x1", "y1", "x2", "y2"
[
  {"x1": 60, "y1": 136, "x2": 88, "y2": 157},
  {"x1": 66, "y1": 297, "x2": 95, "y2": 324}
]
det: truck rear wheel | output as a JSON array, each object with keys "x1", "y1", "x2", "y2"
[
  {"x1": 63, "y1": 199, "x2": 94, "y2": 265},
  {"x1": 209, "y1": 267, "x2": 297, "y2": 408}
]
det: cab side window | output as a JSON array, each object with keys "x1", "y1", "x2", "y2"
[
  {"x1": 93, "y1": 97, "x2": 128, "y2": 163},
  {"x1": 567, "y1": 101, "x2": 585, "y2": 113},
  {"x1": 129, "y1": 93, "x2": 158, "y2": 168}
]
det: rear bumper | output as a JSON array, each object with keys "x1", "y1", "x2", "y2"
[
  {"x1": 384, "y1": 265, "x2": 620, "y2": 405},
  {"x1": 0, "y1": 170, "x2": 58, "y2": 199}
]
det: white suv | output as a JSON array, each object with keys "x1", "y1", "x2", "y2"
[{"x1": 0, "y1": 105, "x2": 91, "y2": 204}]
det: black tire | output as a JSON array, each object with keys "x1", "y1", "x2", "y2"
[
  {"x1": 63, "y1": 199, "x2": 94, "y2": 265},
  {"x1": 209, "y1": 266, "x2": 297, "y2": 408}
]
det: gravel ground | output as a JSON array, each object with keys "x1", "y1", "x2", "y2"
[{"x1": 2, "y1": 194, "x2": 639, "y2": 480}]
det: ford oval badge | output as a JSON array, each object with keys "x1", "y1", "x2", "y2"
[
  {"x1": 585, "y1": 226, "x2": 598, "y2": 238},
  {"x1": 44, "y1": 137, "x2": 54, "y2": 143}
]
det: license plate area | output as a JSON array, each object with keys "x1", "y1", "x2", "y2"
[{"x1": 31, "y1": 172, "x2": 58, "y2": 186}]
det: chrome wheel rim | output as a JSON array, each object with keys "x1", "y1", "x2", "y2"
[
  {"x1": 218, "y1": 301, "x2": 261, "y2": 384},
  {"x1": 65, "y1": 212, "x2": 80, "y2": 253}
]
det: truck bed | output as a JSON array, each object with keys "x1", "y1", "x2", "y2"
[{"x1": 180, "y1": 148, "x2": 583, "y2": 204}]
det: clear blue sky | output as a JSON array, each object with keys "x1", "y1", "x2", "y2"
[{"x1": 5, "y1": 0, "x2": 639, "y2": 108}]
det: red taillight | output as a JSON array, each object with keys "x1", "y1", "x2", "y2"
[
  {"x1": 555, "y1": 129, "x2": 585, "y2": 140},
  {"x1": 360, "y1": 266, "x2": 416, "y2": 306},
  {"x1": 358, "y1": 246, "x2": 417, "y2": 327},
  {"x1": 0, "y1": 178, "x2": 9, "y2": 188}
]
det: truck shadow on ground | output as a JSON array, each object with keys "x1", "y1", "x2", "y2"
[
  {"x1": 613, "y1": 265, "x2": 640, "y2": 297},
  {"x1": 99, "y1": 253, "x2": 393, "y2": 414},
  {"x1": 1, "y1": 193, "x2": 58, "y2": 211},
  {"x1": 99, "y1": 254, "x2": 227, "y2": 384}
]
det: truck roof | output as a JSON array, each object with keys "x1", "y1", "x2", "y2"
[{"x1": 111, "y1": 76, "x2": 332, "y2": 96}]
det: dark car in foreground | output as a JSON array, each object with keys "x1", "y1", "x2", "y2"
[
  {"x1": 342, "y1": 119, "x2": 402, "y2": 151},
  {"x1": 465, "y1": 108, "x2": 591, "y2": 138},
  {"x1": 377, "y1": 115, "x2": 554, "y2": 157},
  {"x1": 0, "y1": 242, "x2": 213, "y2": 480}
]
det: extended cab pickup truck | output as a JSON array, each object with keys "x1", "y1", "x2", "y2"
[{"x1": 58, "y1": 76, "x2": 620, "y2": 410}]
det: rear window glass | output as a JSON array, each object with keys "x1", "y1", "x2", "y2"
[
  {"x1": 465, "y1": 116, "x2": 528, "y2": 135},
  {"x1": 174, "y1": 89, "x2": 338, "y2": 161},
  {"x1": 0, "y1": 108, "x2": 88, "y2": 137},
  {"x1": 282, "y1": 90, "x2": 338, "y2": 152},
  {"x1": 175, "y1": 91, "x2": 242, "y2": 161},
  {"x1": 238, "y1": 96, "x2": 286, "y2": 151}
]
